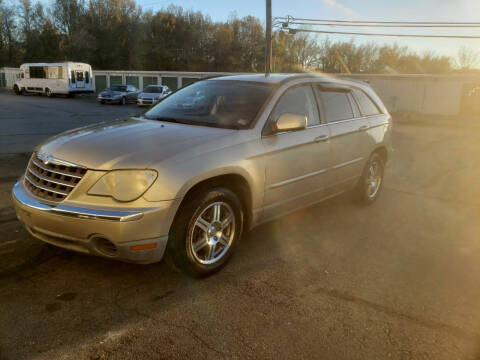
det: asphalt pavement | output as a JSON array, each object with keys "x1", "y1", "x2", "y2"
[
  {"x1": 0, "y1": 89, "x2": 142, "y2": 154},
  {"x1": 1, "y1": 90, "x2": 480, "y2": 359}
]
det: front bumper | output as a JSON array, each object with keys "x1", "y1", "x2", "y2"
[
  {"x1": 98, "y1": 97, "x2": 121, "y2": 104},
  {"x1": 137, "y1": 98, "x2": 159, "y2": 106},
  {"x1": 12, "y1": 182, "x2": 179, "y2": 264}
]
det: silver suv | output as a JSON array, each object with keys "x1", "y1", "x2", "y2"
[{"x1": 12, "y1": 74, "x2": 392, "y2": 276}]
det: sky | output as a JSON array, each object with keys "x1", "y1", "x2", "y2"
[{"x1": 134, "y1": 0, "x2": 480, "y2": 61}]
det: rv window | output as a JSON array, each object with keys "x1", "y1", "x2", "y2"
[
  {"x1": 30, "y1": 66, "x2": 46, "y2": 79},
  {"x1": 58, "y1": 66, "x2": 63, "y2": 79},
  {"x1": 21, "y1": 73, "x2": 24, "y2": 79},
  {"x1": 85, "y1": 71, "x2": 90, "y2": 83},
  {"x1": 71, "y1": 70, "x2": 76, "y2": 83},
  {"x1": 47, "y1": 66, "x2": 58, "y2": 79}
]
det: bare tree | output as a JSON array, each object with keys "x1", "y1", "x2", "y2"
[{"x1": 456, "y1": 46, "x2": 480, "y2": 70}]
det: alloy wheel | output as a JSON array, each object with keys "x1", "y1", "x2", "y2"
[
  {"x1": 366, "y1": 157, "x2": 383, "y2": 199},
  {"x1": 189, "y1": 201, "x2": 236, "y2": 265}
]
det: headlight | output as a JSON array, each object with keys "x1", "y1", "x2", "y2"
[{"x1": 88, "y1": 170, "x2": 157, "y2": 202}]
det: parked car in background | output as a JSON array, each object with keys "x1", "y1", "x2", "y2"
[
  {"x1": 97, "y1": 84, "x2": 140, "y2": 105},
  {"x1": 12, "y1": 74, "x2": 392, "y2": 277},
  {"x1": 137, "y1": 85, "x2": 171, "y2": 106},
  {"x1": 14, "y1": 62, "x2": 94, "y2": 97}
]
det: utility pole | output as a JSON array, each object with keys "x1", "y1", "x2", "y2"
[{"x1": 265, "y1": 0, "x2": 272, "y2": 76}]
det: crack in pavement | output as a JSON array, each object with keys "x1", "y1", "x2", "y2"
[
  {"x1": 312, "y1": 285, "x2": 479, "y2": 342},
  {"x1": 229, "y1": 269, "x2": 479, "y2": 343},
  {"x1": 383, "y1": 186, "x2": 480, "y2": 207},
  {"x1": 108, "y1": 289, "x2": 227, "y2": 358}
]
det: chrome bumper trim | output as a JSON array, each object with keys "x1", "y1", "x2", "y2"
[{"x1": 12, "y1": 182, "x2": 143, "y2": 222}]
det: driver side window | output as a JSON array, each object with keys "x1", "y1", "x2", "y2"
[{"x1": 269, "y1": 85, "x2": 320, "y2": 130}]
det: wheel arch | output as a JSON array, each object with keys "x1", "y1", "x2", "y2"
[
  {"x1": 372, "y1": 145, "x2": 388, "y2": 165},
  {"x1": 173, "y1": 173, "x2": 254, "y2": 232}
]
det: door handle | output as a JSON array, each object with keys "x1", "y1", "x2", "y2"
[
  {"x1": 358, "y1": 125, "x2": 369, "y2": 131},
  {"x1": 314, "y1": 134, "x2": 329, "y2": 142}
]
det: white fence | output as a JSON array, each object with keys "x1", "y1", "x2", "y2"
[
  {"x1": 336, "y1": 73, "x2": 480, "y2": 117},
  {"x1": 1, "y1": 67, "x2": 479, "y2": 116}
]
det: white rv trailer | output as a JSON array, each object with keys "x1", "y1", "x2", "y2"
[{"x1": 13, "y1": 62, "x2": 94, "y2": 97}]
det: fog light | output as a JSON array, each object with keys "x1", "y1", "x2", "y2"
[{"x1": 94, "y1": 237, "x2": 118, "y2": 257}]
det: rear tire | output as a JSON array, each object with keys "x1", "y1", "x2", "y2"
[
  {"x1": 353, "y1": 152, "x2": 385, "y2": 206},
  {"x1": 168, "y1": 187, "x2": 243, "y2": 277},
  {"x1": 45, "y1": 88, "x2": 52, "y2": 97},
  {"x1": 121, "y1": 97, "x2": 126, "y2": 105}
]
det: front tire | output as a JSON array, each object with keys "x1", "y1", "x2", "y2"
[
  {"x1": 45, "y1": 88, "x2": 52, "y2": 97},
  {"x1": 353, "y1": 152, "x2": 385, "y2": 205},
  {"x1": 14, "y1": 85, "x2": 21, "y2": 95},
  {"x1": 168, "y1": 187, "x2": 243, "y2": 277}
]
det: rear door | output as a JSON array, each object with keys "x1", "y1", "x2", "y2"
[
  {"x1": 75, "y1": 70, "x2": 85, "y2": 88},
  {"x1": 314, "y1": 85, "x2": 370, "y2": 191},
  {"x1": 261, "y1": 84, "x2": 331, "y2": 220}
]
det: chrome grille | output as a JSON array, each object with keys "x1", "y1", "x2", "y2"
[{"x1": 24, "y1": 153, "x2": 87, "y2": 202}]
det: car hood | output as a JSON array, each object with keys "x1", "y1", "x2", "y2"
[{"x1": 36, "y1": 118, "x2": 236, "y2": 170}]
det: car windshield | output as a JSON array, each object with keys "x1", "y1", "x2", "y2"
[
  {"x1": 144, "y1": 80, "x2": 274, "y2": 129},
  {"x1": 143, "y1": 86, "x2": 162, "y2": 93},
  {"x1": 110, "y1": 85, "x2": 127, "y2": 92}
]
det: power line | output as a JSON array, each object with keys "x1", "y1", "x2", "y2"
[
  {"x1": 284, "y1": 21, "x2": 480, "y2": 28},
  {"x1": 284, "y1": 28, "x2": 480, "y2": 39},
  {"x1": 276, "y1": 16, "x2": 480, "y2": 25}
]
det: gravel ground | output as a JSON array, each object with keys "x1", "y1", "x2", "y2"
[{"x1": 1, "y1": 91, "x2": 480, "y2": 359}]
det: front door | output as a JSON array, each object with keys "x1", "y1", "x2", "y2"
[
  {"x1": 75, "y1": 71, "x2": 85, "y2": 88},
  {"x1": 261, "y1": 84, "x2": 331, "y2": 221}
]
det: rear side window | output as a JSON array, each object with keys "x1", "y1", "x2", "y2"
[
  {"x1": 352, "y1": 89, "x2": 381, "y2": 116},
  {"x1": 85, "y1": 71, "x2": 90, "y2": 83},
  {"x1": 316, "y1": 90, "x2": 354, "y2": 123},
  {"x1": 270, "y1": 86, "x2": 320, "y2": 127}
]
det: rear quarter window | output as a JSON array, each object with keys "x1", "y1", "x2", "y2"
[
  {"x1": 317, "y1": 90, "x2": 354, "y2": 123},
  {"x1": 352, "y1": 88, "x2": 381, "y2": 116}
]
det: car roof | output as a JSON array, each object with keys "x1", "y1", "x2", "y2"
[{"x1": 209, "y1": 73, "x2": 371, "y2": 90}]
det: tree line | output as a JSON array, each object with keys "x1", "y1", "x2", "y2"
[{"x1": 0, "y1": 0, "x2": 478, "y2": 73}]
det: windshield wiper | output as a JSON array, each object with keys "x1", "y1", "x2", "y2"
[
  {"x1": 143, "y1": 116, "x2": 243, "y2": 130},
  {"x1": 144, "y1": 116, "x2": 192, "y2": 125}
]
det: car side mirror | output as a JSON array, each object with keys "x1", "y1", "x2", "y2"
[{"x1": 274, "y1": 113, "x2": 307, "y2": 132}]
